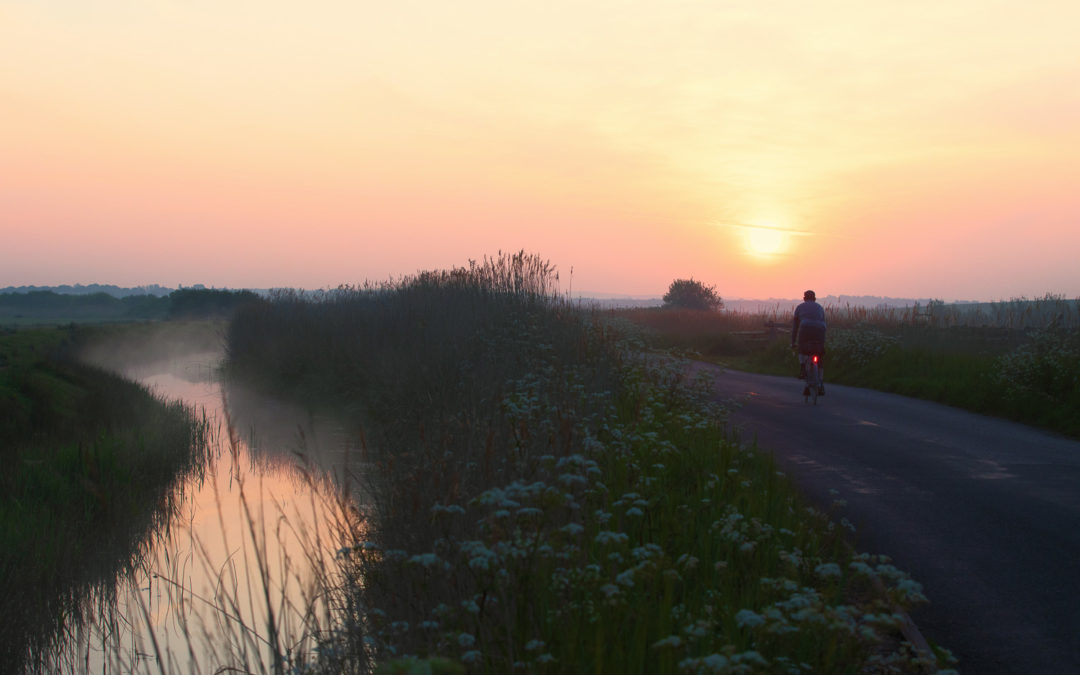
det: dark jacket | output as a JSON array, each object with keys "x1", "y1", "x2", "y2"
[{"x1": 792, "y1": 300, "x2": 827, "y2": 351}]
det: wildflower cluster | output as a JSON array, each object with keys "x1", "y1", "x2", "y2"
[
  {"x1": 827, "y1": 326, "x2": 901, "y2": 367},
  {"x1": 995, "y1": 328, "x2": 1080, "y2": 404},
  {"x1": 327, "y1": 352, "x2": 932, "y2": 673}
]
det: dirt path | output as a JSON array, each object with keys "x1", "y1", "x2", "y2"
[{"x1": 689, "y1": 363, "x2": 1080, "y2": 674}]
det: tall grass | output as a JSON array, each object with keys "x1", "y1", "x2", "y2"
[{"x1": 225, "y1": 253, "x2": 941, "y2": 673}]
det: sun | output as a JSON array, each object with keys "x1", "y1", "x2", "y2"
[{"x1": 743, "y1": 226, "x2": 790, "y2": 259}]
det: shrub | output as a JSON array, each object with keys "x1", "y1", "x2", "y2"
[
  {"x1": 996, "y1": 329, "x2": 1080, "y2": 405},
  {"x1": 828, "y1": 326, "x2": 902, "y2": 368},
  {"x1": 662, "y1": 279, "x2": 723, "y2": 312}
]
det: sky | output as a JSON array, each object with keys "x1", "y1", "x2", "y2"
[{"x1": 3, "y1": 1, "x2": 1079, "y2": 301}]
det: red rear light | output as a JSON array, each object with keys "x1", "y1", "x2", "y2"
[{"x1": 812, "y1": 355, "x2": 819, "y2": 364}]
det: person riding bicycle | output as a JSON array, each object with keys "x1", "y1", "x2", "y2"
[{"x1": 791, "y1": 289, "x2": 826, "y2": 396}]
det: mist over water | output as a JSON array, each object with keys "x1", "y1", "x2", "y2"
[{"x1": 52, "y1": 329, "x2": 360, "y2": 673}]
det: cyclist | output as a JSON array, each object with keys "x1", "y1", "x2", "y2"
[{"x1": 791, "y1": 289, "x2": 826, "y2": 396}]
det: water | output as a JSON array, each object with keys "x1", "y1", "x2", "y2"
[{"x1": 53, "y1": 349, "x2": 361, "y2": 674}]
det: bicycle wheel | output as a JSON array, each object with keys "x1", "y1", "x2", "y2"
[{"x1": 809, "y1": 359, "x2": 820, "y2": 405}]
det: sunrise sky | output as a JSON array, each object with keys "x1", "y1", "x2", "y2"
[{"x1": 3, "y1": 1, "x2": 1079, "y2": 301}]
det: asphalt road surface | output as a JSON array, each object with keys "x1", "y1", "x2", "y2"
[{"x1": 688, "y1": 363, "x2": 1080, "y2": 674}]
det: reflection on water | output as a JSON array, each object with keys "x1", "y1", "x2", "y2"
[{"x1": 51, "y1": 350, "x2": 361, "y2": 673}]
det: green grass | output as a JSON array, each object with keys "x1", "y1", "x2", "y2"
[
  {"x1": 0, "y1": 325, "x2": 209, "y2": 673},
  {"x1": 223, "y1": 254, "x2": 946, "y2": 673}
]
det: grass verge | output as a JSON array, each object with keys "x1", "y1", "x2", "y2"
[{"x1": 0, "y1": 325, "x2": 209, "y2": 673}]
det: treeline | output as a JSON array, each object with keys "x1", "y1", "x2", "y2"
[
  {"x1": 0, "y1": 283, "x2": 173, "y2": 298},
  {"x1": 0, "y1": 288, "x2": 261, "y2": 322}
]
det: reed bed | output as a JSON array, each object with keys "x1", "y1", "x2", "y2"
[{"x1": 225, "y1": 253, "x2": 944, "y2": 673}]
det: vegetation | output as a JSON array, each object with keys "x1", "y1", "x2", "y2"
[
  {"x1": 0, "y1": 283, "x2": 173, "y2": 298},
  {"x1": 0, "y1": 290, "x2": 165, "y2": 323},
  {"x1": 662, "y1": 279, "x2": 723, "y2": 312},
  {"x1": 225, "y1": 253, "x2": 942, "y2": 673},
  {"x1": 168, "y1": 287, "x2": 262, "y2": 319},
  {"x1": 0, "y1": 287, "x2": 260, "y2": 325},
  {"x1": 0, "y1": 325, "x2": 208, "y2": 673},
  {"x1": 619, "y1": 294, "x2": 1080, "y2": 437}
]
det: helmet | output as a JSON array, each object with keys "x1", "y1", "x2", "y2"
[{"x1": 803, "y1": 290, "x2": 816, "y2": 301}]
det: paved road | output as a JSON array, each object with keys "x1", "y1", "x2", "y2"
[{"x1": 688, "y1": 364, "x2": 1080, "y2": 674}]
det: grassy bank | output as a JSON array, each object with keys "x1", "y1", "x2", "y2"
[
  {"x1": 226, "y1": 254, "x2": 946, "y2": 673},
  {"x1": 619, "y1": 298, "x2": 1080, "y2": 438},
  {"x1": 0, "y1": 325, "x2": 208, "y2": 673}
]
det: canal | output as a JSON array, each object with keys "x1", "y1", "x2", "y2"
[{"x1": 53, "y1": 343, "x2": 361, "y2": 673}]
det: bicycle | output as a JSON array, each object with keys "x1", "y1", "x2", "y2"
[
  {"x1": 803, "y1": 352, "x2": 823, "y2": 405},
  {"x1": 793, "y1": 344, "x2": 825, "y2": 404}
]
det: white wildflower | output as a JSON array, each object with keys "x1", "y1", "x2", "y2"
[
  {"x1": 594, "y1": 530, "x2": 628, "y2": 546},
  {"x1": 651, "y1": 635, "x2": 682, "y2": 649},
  {"x1": 430, "y1": 503, "x2": 466, "y2": 516},
  {"x1": 735, "y1": 609, "x2": 765, "y2": 628},
  {"x1": 407, "y1": 553, "x2": 441, "y2": 569},
  {"x1": 561, "y1": 522, "x2": 584, "y2": 536},
  {"x1": 678, "y1": 653, "x2": 730, "y2": 673},
  {"x1": 732, "y1": 651, "x2": 768, "y2": 667},
  {"x1": 461, "y1": 650, "x2": 482, "y2": 664}
]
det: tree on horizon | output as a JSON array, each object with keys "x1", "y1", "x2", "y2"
[{"x1": 662, "y1": 278, "x2": 723, "y2": 311}]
